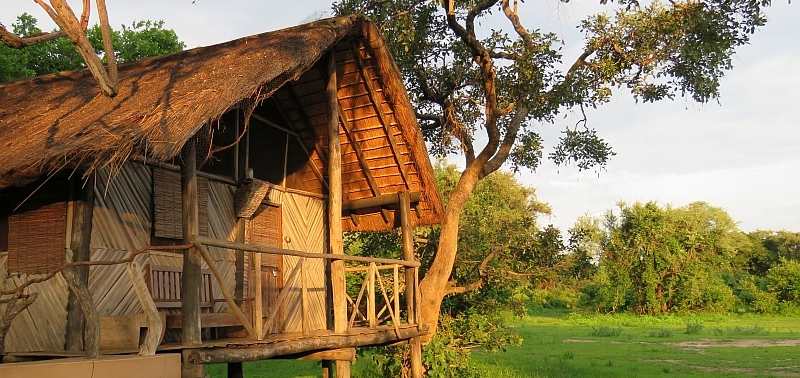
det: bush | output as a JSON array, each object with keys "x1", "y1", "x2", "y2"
[
  {"x1": 767, "y1": 259, "x2": 800, "y2": 303},
  {"x1": 589, "y1": 326, "x2": 623, "y2": 337},
  {"x1": 685, "y1": 320, "x2": 704, "y2": 334}
]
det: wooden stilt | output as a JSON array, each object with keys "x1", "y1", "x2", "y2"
[
  {"x1": 181, "y1": 138, "x2": 202, "y2": 346},
  {"x1": 400, "y1": 191, "x2": 423, "y2": 378},
  {"x1": 65, "y1": 176, "x2": 94, "y2": 352},
  {"x1": 228, "y1": 362, "x2": 243, "y2": 378},
  {"x1": 326, "y1": 51, "x2": 350, "y2": 378},
  {"x1": 322, "y1": 360, "x2": 333, "y2": 378}
]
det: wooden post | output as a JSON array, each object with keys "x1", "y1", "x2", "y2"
[
  {"x1": 65, "y1": 176, "x2": 94, "y2": 352},
  {"x1": 367, "y1": 263, "x2": 376, "y2": 329},
  {"x1": 326, "y1": 51, "x2": 350, "y2": 378},
  {"x1": 228, "y1": 363, "x2": 243, "y2": 378},
  {"x1": 253, "y1": 251, "x2": 263, "y2": 340},
  {"x1": 322, "y1": 360, "x2": 333, "y2": 378},
  {"x1": 399, "y1": 190, "x2": 422, "y2": 378},
  {"x1": 181, "y1": 138, "x2": 203, "y2": 347}
]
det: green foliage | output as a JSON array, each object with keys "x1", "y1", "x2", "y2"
[
  {"x1": 0, "y1": 13, "x2": 184, "y2": 83},
  {"x1": 588, "y1": 326, "x2": 623, "y2": 337},
  {"x1": 597, "y1": 201, "x2": 741, "y2": 315},
  {"x1": 766, "y1": 258, "x2": 800, "y2": 304},
  {"x1": 684, "y1": 320, "x2": 704, "y2": 334},
  {"x1": 334, "y1": 0, "x2": 768, "y2": 174},
  {"x1": 354, "y1": 310, "x2": 521, "y2": 378}
]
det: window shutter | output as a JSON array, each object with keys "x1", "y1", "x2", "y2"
[
  {"x1": 8, "y1": 202, "x2": 67, "y2": 275},
  {"x1": 251, "y1": 204, "x2": 281, "y2": 267},
  {"x1": 153, "y1": 168, "x2": 208, "y2": 239}
]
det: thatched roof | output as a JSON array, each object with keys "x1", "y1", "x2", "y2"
[{"x1": 0, "y1": 15, "x2": 443, "y2": 231}]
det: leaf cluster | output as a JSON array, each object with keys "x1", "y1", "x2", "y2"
[{"x1": 0, "y1": 13, "x2": 185, "y2": 83}]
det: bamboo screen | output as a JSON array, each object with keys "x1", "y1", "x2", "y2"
[
  {"x1": 7, "y1": 202, "x2": 67, "y2": 275},
  {"x1": 153, "y1": 168, "x2": 208, "y2": 239},
  {"x1": 251, "y1": 204, "x2": 281, "y2": 267}
]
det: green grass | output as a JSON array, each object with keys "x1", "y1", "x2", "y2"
[
  {"x1": 470, "y1": 309, "x2": 800, "y2": 378},
  {"x1": 204, "y1": 310, "x2": 800, "y2": 377}
]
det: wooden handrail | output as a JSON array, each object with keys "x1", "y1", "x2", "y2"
[{"x1": 195, "y1": 236, "x2": 420, "y2": 268}]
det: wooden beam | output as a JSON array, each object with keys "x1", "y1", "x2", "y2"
[
  {"x1": 400, "y1": 190, "x2": 423, "y2": 378},
  {"x1": 181, "y1": 138, "x2": 203, "y2": 346},
  {"x1": 187, "y1": 327, "x2": 426, "y2": 364},
  {"x1": 338, "y1": 105, "x2": 393, "y2": 222},
  {"x1": 196, "y1": 235, "x2": 420, "y2": 268},
  {"x1": 251, "y1": 112, "x2": 299, "y2": 136},
  {"x1": 351, "y1": 41, "x2": 411, "y2": 189},
  {"x1": 65, "y1": 176, "x2": 94, "y2": 352},
  {"x1": 285, "y1": 84, "x2": 330, "y2": 172},
  {"x1": 342, "y1": 191, "x2": 421, "y2": 211},
  {"x1": 327, "y1": 51, "x2": 351, "y2": 378},
  {"x1": 125, "y1": 261, "x2": 163, "y2": 356},
  {"x1": 338, "y1": 105, "x2": 382, "y2": 197},
  {"x1": 272, "y1": 96, "x2": 329, "y2": 189},
  {"x1": 298, "y1": 348, "x2": 356, "y2": 362}
]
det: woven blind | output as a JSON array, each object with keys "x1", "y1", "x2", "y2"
[
  {"x1": 251, "y1": 204, "x2": 281, "y2": 267},
  {"x1": 8, "y1": 202, "x2": 67, "y2": 275},
  {"x1": 153, "y1": 168, "x2": 208, "y2": 239}
]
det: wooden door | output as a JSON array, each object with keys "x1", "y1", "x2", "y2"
[{"x1": 251, "y1": 203, "x2": 282, "y2": 333}]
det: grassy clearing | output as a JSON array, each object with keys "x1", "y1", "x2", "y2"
[
  {"x1": 204, "y1": 310, "x2": 800, "y2": 377},
  {"x1": 470, "y1": 308, "x2": 800, "y2": 378}
]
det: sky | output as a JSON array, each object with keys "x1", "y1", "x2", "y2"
[{"x1": 3, "y1": 0, "x2": 798, "y2": 233}]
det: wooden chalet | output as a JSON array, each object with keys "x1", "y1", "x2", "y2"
[{"x1": 0, "y1": 15, "x2": 441, "y2": 378}]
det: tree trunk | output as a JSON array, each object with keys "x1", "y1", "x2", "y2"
[{"x1": 417, "y1": 164, "x2": 483, "y2": 342}]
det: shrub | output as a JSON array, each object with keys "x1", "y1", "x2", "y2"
[
  {"x1": 685, "y1": 320, "x2": 704, "y2": 334},
  {"x1": 589, "y1": 326, "x2": 623, "y2": 337},
  {"x1": 767, "y1": 259, "x2": 800, "y2": 303},
  {"x1": 649, "y1": 328, "x2": 674, "y2": 338}
]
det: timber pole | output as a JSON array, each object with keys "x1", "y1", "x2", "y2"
[
  {"x1": 65, "y1": 175, "x2": 94, "y2": 352},
  {"x1": 400, "y1": 190, "x2": 423, "y2": 378},
  {"x1": 181, "y1": 137, "x2": 204, "y2": 378},
  {"x1": 326, "y1": 51, "x2": 350, "y2": 378}
]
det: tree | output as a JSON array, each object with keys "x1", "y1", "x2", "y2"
[
  {"x1": 598, "y1": 201, "x2": 740, "y2": 314},
  {"x1": 1, "y1": 0, "x2": 120, "y2": 96},
  {"x1": 332, "y1": 0, "x2": 770, "y2": 337},
  {"x1": 1, "y1": 13, "x2": 184, "y2": 83}
]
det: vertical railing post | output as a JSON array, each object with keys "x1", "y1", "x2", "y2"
[
  {"x1": 254, "y1": 252, "x2": 263, "y2": 340},
  {"x1": 393, "y1": 264, "x2": 400, "y2": 326},
  {"x1": 367, "y1": 263, "x2": 376, "y2": 329}
]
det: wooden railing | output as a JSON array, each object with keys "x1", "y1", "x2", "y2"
[
  {"x1": 344, "y1": 262, "x2": 419, "y2": 336},
  {"x1": 194, "y1": 236, "x2": 420, "y2": 341}
]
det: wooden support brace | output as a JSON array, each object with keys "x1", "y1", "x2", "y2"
[
  {"x1": 195, "y1": 243, "x2": 257, "y2": 339},
  {"x1": 125, "y1": 261, "x2": 163, "y2": 355},
  {"x1": 262, "y1": 258, "x2": 304, "y2": 338},
  {"x1": 61, "y1": 267, "x2": 99, "y2": 359}
]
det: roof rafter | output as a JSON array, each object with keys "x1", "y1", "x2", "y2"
[{"x1": 350, "y1": 41, "x2": 411, "y2": 190}]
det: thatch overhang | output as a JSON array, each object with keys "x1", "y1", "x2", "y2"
[{"x1": 0, "y1": 15, "x2": 443, "y2": 232}]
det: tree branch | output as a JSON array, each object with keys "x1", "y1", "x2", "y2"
[
  {"x1": 0, "y1": 25, "x2": 64, "y2": 48},
  {"x1": 444, "y1": 243, "x2": 508, "y2": 296},
  {"x1": 481, "y1": 106, "x2": 528, "y2": 178}
]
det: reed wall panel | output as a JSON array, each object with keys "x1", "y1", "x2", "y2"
[
  {"x1": 1, "y1": 265, "x2": 68, "y2": 352},
  {"x1": 281, "y1": 192, "x2": 327, "y2": 332},
  {"x1": 91, "y1": 163, "x2": 152, "y2": 251}
]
